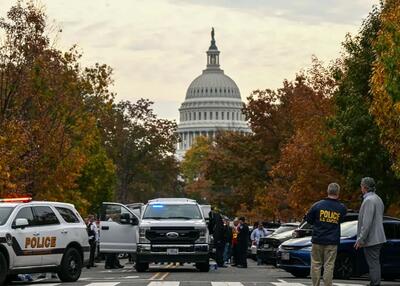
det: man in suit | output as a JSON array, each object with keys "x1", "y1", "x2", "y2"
[
  {"x1": 355, "y1": 177, "x2": 386, "y2": 286},
  {"x1": 236, "y1": 216, "x2": 249, "y2": 268}
]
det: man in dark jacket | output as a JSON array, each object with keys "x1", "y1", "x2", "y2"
[
  {"x1": 306, "y1": 183, "x2": 347, "y2": 286},
  {"x1": 236, "y1": 216, "x2": 249, "y2": 268},
  {"x1": 212, "y1": 212, "x2": 226, "y2": 267}
]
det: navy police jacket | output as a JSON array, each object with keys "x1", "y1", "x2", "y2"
[{"x1": 306, "y1": 198, "x2": 347, "y2": 245}]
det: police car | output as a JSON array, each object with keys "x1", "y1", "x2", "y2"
[{"x1": 0, "y1": 197, "x2": 90, "y2": 285}]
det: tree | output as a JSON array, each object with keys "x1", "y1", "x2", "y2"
[
  {"x1": 0, "y1": 2, "x2": 118, "y2": 213},
  {"x1": 371, "y1": 1, "x2": 400, "y2": 174},
  {"x1": 269, "y1": 61, "x2": 348, "y2": 219},
  {"x1": 108, "y1": 99, "x2": 180, "y2": 203},
  {"x1": 326, "y1": 3, "x2": 400, "y2": 211}
]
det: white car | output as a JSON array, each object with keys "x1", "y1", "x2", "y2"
[{"x1": 0, "y1": 198, "x2": 90, "y2": 285}]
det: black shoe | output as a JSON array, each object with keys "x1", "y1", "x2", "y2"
[
  {"x1": 116, "y1": 264, "x2": 124, "y2": 268},
  {"x1": 237, "y1": 265, "x2": 247, "y2": 268},
  {"x1": 219, "y1": 265, "x2": 228, "y2": 268}
]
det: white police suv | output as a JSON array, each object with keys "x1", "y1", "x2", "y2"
[{"x1": 0, "y1": 197, "x2": 90, "y2": 285}]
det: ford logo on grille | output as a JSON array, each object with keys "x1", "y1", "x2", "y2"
[{"x1": 166, "y1": 232, "x2": 179, "y2": 239}]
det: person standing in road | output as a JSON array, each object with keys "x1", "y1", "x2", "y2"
[
  {"x1": 236, "y1": 216, "x2": 249, "y2": 268},
  {"x1": 354, "y1": 177, "x2": 386, "y2": 286},
  {"x1": 223, "y1": 217, "x2": 233, "y2": 264},
  {"x1": 212, "y1": 212, "x2": 227, "y2": 267},
  {"x1": 306, "y1": 183, "x2": 347, "y2": 286},
  {"x1": 231, "y1": 218, "x2": 239, "y2": 266},
  {"x1": 250, "y1": 222, "x2": 271, "y2": 265},
  {"x1": 86, "y1": 214, "x2": 98, "y2": 269}
]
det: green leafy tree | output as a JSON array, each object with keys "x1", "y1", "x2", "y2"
[
  {"x1": 109, "y1": 99, "x2": 180, "y2": 203},
  {"x1": 327, "y1": 3, "x2": 400, "y2": 209}
]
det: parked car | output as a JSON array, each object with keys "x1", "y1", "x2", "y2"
[
  {"x1": 291, "y1": 211, "x2": 359, "y2": 239},
  {"x1": 277, "y1": 218, "x2": 400, "y2": 280},
  {"x1": 257, "y1": 223, "x2": 300, "y2": 264}
]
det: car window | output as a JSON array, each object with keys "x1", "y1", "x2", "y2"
[
  {"x1": 384, "y1": 223, "x2": 398, "y2": 239},
  {"x1": 101, "y1": 204, "x2": 132, "y2": 223},
  {"x1": 14, "y1": 207, "x2": 35, "y2": 226},
  {"x1": 0, "y1": 207, "x2": 14, "y2": 226},
  {"x1": 340, "y1": 221, "x2": 358, "y2": 237},
  {"x1": 33, "y1": 206, "x2": 60, "y2": 226},
  {"x1": 274, "y1": 226, "x2": 297, "y2": 234},
  {"x1": 55, "y1": 207, "x2": 80, "y2": 223},
  {"x1": 143, "y1": 204, "x2": 202, "y2": 220}
]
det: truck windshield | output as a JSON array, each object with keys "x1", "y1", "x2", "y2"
[
  {"x1": 143, "y1": 204, "x2": 202, "y2": 220},
  {"x1": 0, "y1": 207, "x2": 14, "y2": 226}
]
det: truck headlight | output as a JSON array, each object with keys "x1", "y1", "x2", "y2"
[
  {"x1": 139, "y1": 228, "x2": 150, "y2": 243},
  {"x1": 196, "y1": 228, "x2": 208, "y2": 243}
]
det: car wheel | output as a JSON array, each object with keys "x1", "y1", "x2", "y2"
[
  {"x1": 195, "y1": 261, "x2": 210, "y2": 272},
  {"x1": 135, "y1": 262, "x2": 149, "y2": 272},
  {"x1": 0, "y1": 252, "x2": 7, "y2": 286},
  {"x1": 289, "y1": 270, "x2": 309, "y2": 278},
  {"x1": 383, "y1": 273, "x2": 399, "y2": 281},
  {"x1": 334, "y1": 254, "x2": 353, "y2": 279},
  {"x1": 57, "y1": 247, "x2": 82, "y2": 282}
]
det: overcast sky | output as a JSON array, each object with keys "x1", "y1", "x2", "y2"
[{"x1": 0, "y1": 0, "x2": 378, "y2": 121}]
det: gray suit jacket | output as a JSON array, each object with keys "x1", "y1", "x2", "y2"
[{"x1": 357, "y1": 192, "x2": 386, "y2": 247}]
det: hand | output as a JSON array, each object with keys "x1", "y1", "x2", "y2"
[{"x1": 354, "y1": 241, "x2": 362, "y2": 250}]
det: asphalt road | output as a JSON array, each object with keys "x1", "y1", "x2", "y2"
[{"x1": 7, "y1": 259, "x2": 400, "y2": 286}]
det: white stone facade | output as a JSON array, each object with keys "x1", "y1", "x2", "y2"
[{"x1": 176, "y1": 29, "x2": 251, "y2": 159}]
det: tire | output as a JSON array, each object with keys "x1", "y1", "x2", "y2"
[
  {"x1": 135, "y1": 262, "x2": 149, "y2": 272},
  {"x1": 334, "y1": 254, "x2": 353, "y2": 279},
  {"x1": 57, "y1": 247, "x2": 82, "y2": 282},
  {"x1": 383, "y1": 274, "x2": 399, "y2": 281},
  {"x1": 0, "y1": 252, "x2": 7, "y2": 286},
  {"x1": 289, "y1": 270, "x2": 309, "y2": 278},
  {"x1": 195, "y1": 262, "x2": 210, "y2": 272}
]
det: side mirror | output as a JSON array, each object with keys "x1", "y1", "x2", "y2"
[
  {"x1": 14, "y1": 218, "x2": 29, "y2": 229},
  {"x1": 131, "y1": 216, "x2": 139, "y2": 225},
  {"x1": 120, "y1": 213, "x2": 131, "y2": 224}
]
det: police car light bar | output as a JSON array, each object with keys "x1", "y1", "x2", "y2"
[{"x1": 0, "y1": 197, "x2": 32, "y2": 203}]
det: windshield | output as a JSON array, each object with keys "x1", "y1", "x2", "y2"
[
  {"x1": 143, "y1": 204, "x2": 202, "y2": 220},
  {"x1": 274, "y1": 225, "x2": 297, "y2": 234},
  {"x1": 0, "y1": 207, "x2": 14, "y2": 226},
  {"x1": 340, "y1": 221, "x2": 358, "y2": 237}
]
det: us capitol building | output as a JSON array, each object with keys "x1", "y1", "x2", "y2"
[{"x1": 176, "y1": 28, "x2": 251, "y2": 158}]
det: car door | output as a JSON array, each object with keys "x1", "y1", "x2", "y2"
[
  {"x1": 99, "y1": 203, "x2": 139, "y2": 253},
  {"x1": 381, "y1": 222, "x2": 400, "y2": 274},
  {"x1": 32, "y1": 205, "x2": 63, "y2": 266},
  {"x1": 11, "y1": 206, "x2": 43, "y2": 267}
]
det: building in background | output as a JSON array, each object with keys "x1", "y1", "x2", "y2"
[{"x1": 176, "y1": 28, "x2": 251, "y2": 159}]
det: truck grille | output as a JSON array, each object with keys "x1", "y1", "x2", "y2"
[{"x1": 146, "y1": 227, "x2": 200, "y2": 244}]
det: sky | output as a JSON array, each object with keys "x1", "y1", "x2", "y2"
[{"x1": 0, "y1": 0, "x2": 379, "y2": 121}]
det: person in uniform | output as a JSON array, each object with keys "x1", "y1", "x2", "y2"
[
  {"x1": 86, "y1": 214, "x2": 98, "y2": 269},
  {"x1": 306, "y1": 183, "x2": 347, "y2": 286}
]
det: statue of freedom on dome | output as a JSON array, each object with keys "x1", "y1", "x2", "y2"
[{"x1": 211, "y1": 27, "x2": 215, "y2": 41}]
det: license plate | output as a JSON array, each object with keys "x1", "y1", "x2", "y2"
[
  {"x1": 281, "y1": 252, "x2": 290, "y2": 260},
  {"x1": 263, "y1": 244, "x2": 269, "y2": 249},
  {"x1": 167, "y1": 248, "x2": 179, "y2": 255}
]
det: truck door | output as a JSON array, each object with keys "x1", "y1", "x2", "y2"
[{"x1": 99, "y1": 203, "x2": 139, "y2": 253}]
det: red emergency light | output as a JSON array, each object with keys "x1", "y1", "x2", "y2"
[{"x1": 0, "y1": 197, "x2": 32, "y2": 203}]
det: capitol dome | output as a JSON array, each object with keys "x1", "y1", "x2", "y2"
[{"x1": 176, "y1": 28, "x2": 251, "y2": 158}]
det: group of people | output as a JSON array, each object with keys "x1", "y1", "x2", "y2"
[
  {"x1": 306, "y1": 177, "x2": 386, "y2": 286},
  {"x1": 208, "y1": 212, "x2": 254, "y2": 268}
]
